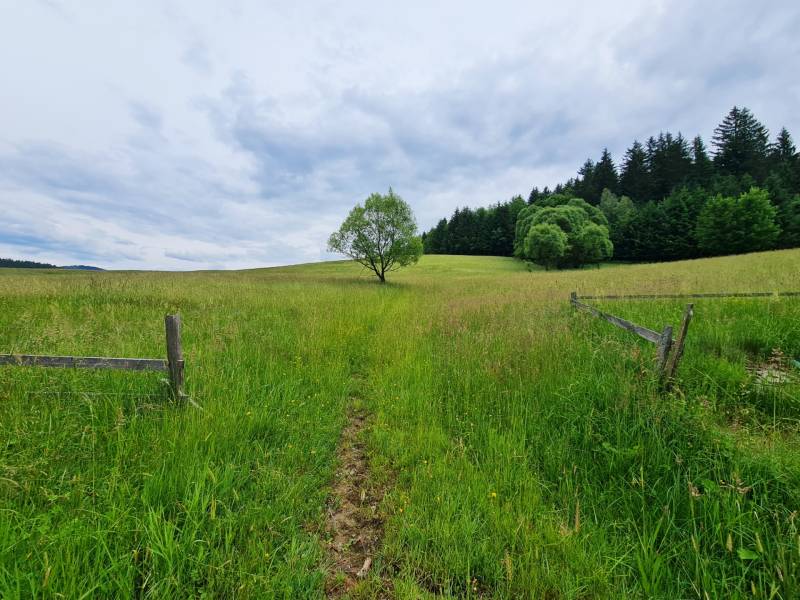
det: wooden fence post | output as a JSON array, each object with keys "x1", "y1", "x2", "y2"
[
  {"x1": 165, "y1": 314, "x2": 184, "y2": 399},
  {"x1": 655, "y1": 325, "x2": 673, "y2": 381},
  {"x1": 570, "y1": 291, "x2": 577, "y2": 307},
  {"x1": 664, "y1": 303, "x2": 694, "y2": 385}
]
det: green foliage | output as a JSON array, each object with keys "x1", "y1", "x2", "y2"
[
  {"x1": 620, "y1": 141, "x2": 652, "y2": 203},
  {"x1": 423, "y1": 219, "x2": 448, "y2": 254},
  {"x1": 425, "y1": 106, "x2": 800, "y2": 263},
  {"x1": 599, "y1": 190, "x2": 637, "y2": 260},
  {"x1": 691, "y1": 135, "x2": 714, "y2": 188},
  {"x1": 424, "y1": 196, "x2": 526, "y2": 257},
  {"x1": 777, "y1": 195, "x2": 800, "y2": 248},
  {"x1": 660, "y1": 186, "x2": 708, "y2": 260},
  {"x1": 696, "y1": 187, "x2": 780, "y2": 255},
  {"x1": 532, "y1": 205, "x2": 588, "y2": 234},
  {"x1": 592, "y1": 149, "x2": 619, "y2": 200},
  {"x1": 513, "y1": 204, "x2": 539, "y2": 257},
  {"x1": 523, "y1": 223, "x2": 567, "y2": 269},
  {"x1": 328, "y1": 188, "x2": 422, "y2": 282},
  {"x1": 647, "y1": 132, "x2": 693, "y2": 200},
  {"x1": 573, "y1": 222, "x2": 613, "y2": 265},
  {"x1": 628, "y1": 201, "x2": 669, "y2": 262},
  {"x1": 517, "y1": 198, "x2": 614, "y2": 268},
  {"x1": 713, "y1": 106, "x2": 771, "y2": 180},
  {"x1": 567, "y1": 197, "x2": 609, "y2": 228}
]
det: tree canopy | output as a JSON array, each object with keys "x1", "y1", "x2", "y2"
[
  {"x1": 328, "y1": 189, "x2": 423, "y2": 283},
  {"x1": 515, "y1": 197, "x2": 613, "y2": 268},
  {"x1": 696, "y1": 187, "x2": 780, "y2": 256}
]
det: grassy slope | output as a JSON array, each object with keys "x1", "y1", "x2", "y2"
[{"x1": 0, "y1": 250, "x2": 799, "y2": 598}]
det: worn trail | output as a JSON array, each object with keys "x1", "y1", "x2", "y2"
[{"x1": 323, "y1": 394, "x2": 389, "y2": 597}]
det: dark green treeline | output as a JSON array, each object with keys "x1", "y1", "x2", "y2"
[{"x1": 422, "y1": 106, "x2": 800, "y2": 262}]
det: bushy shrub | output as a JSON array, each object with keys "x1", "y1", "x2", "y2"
[
  {"x1": 524, "y1": 223, "x2": 567, "y2": 269},
  {"x1": 514, "y1": 196, "x2": 614, "y2": 268}
]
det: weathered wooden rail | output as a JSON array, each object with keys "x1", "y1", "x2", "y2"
[
  {"x1": 0, "y1": 314, "x2": 185, "y2": 398},
  {"x1": 572, "y1": 288, "x2": 799, "y2": 386},
  {"x1": 570, "y1": 292, "x2": 692, "y2": 385},
  {"x1": 575, "y1": 291, "x2": 800, "y2": 301}
]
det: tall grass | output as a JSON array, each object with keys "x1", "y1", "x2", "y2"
[{"x1": 1, "y1": 250, "x2": 799, "y2": 598}]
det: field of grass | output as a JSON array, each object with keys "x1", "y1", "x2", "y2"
[{"x1": 1, "y1": 250, "x2": 799, "y2": 598}]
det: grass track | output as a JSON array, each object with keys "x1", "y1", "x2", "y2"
[{"x1": 1, "y1": 250, "x2": 799, "y2": 598}]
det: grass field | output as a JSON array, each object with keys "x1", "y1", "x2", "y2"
[{"x1": 1, "y1": 250, "x2": 799, "y2": 598}]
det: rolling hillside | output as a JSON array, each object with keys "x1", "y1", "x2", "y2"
[{"x1": 1, "y1": 251, "x2": 799, "y2": 598}]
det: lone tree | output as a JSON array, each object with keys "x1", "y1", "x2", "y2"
[{"x1": 328, "y1": 188, "x2": 423, "y2": 283}]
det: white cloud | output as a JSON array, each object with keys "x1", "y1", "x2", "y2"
[{"x1": 0, "y1": 0, "x2": 798, "y2": 269}]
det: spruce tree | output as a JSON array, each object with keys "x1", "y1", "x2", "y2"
[
  {"x1": 770, "y1": 127, "x2": 797, "y2": 163},
  {"x1": 661, "y1": 187, "x2": 706, "y2": 260},
  {"x1": 712, "y1": 106, "x2": 770, "y2": 181},
  {"x1": 777, "y1": 195, "x2": 800, "y2": 248},
  {"x1": 629, "y1": 201, "x2": 669, "y2": 261},
  {"x1": 696, "y1": 187, "x2": 779, "y2": 255},
  {"x1": 528, "y1": 186, "x2": 543, "y2": 204},
  {"x1": 423, "y1": 218, "x2": 449, "y2": 254},
  {"x1": 691, "y1": 135, "x2": 713, "y2": 188},
  {"x1": 574, "y1": 159, "x2": 599, "y2": 204},
  {"x1": 648, "y1": 132, "x2": 692, "y2": 200},
  {"x1": 593, "y1": 148, "x2": 619, "y2": 196},
  {"x1": 619, "y1": 141, "x2": 652, "y2": 203}
]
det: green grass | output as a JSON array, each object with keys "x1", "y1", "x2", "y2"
[{"x1": 1, "y1": 249, "x2": 799, "y2": 598}]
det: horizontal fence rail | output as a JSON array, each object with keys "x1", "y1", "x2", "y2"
[
  {"x1": 0, "y1": 355, "x2": 167, "y2": 371},
  {"x1": 575, "y1": 291, "x2": 800, "y2": 301},
  {"x1": 570, "y1": 292, "x2": 692, "y2": 387},
  {"x1": 570, "y1": 293, "x2": 663, "y2": 344},
  {"x1": 0, "y1": 314, "x2": 185, "y2": 398}
]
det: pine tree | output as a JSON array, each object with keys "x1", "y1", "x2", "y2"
[
  {"x1": 712, "y1": 106, "x2": 770, "y2": 181},
  {"x1": 619, "y1": 141, "x2": 652, "y2": 203}
]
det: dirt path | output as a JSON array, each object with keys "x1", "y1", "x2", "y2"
[{"x1": 323, "y1": 406, "x2": 389, "y2": 598}]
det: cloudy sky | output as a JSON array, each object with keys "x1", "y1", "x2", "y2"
[{"x1": 1, "y1": 1, "x2": 798, "y2": 269}]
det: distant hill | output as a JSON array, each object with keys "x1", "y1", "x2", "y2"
[
  {"x1": 60, "y1": 265, "x2": 104, "y2": 271},
  {"x1": 0, "y1": 258, "x2": 103, "y2": 270}
]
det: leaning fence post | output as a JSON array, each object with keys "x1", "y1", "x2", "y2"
[
  {"x1": 655, "y1": 325, "x2": 673, "y2": 381},
  {"x1": 664, "y1": 303, "x2": 694, "y2": 386},
  {"x1": 570, "y1": 291, "x2": 577, "y2": 307},
  {"x1": 165, "y1": 314, "x2": 184, "y2": 399}
]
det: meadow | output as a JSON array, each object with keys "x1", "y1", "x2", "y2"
[{"x1": 1, "y1": 250, "x2": 799, "y2": 598}]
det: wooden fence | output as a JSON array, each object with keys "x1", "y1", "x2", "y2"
[
  {"x1": 575, "y1": 291, "x2": 800, "y2": 301},
  {"x1": 571, "y1": 290, "x2": 800, "y2": 386},
  {"x1": 0, "y1": 314, "x2": 185, "y2": 398},
  {"x1": 570, "y1": 292, "x2": 692, "y2": 385}
]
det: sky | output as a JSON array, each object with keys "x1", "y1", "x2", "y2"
[{"x1": 1, "y1": 1, "x2": 799, "y2": 270}]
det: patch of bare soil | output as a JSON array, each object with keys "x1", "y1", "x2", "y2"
[
  {"x1": 747, "y1": 348, "x2": 798, "y2": 386},
  {"x1": 324, "y1": 409, "x2": 389, "y2": 598}
]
